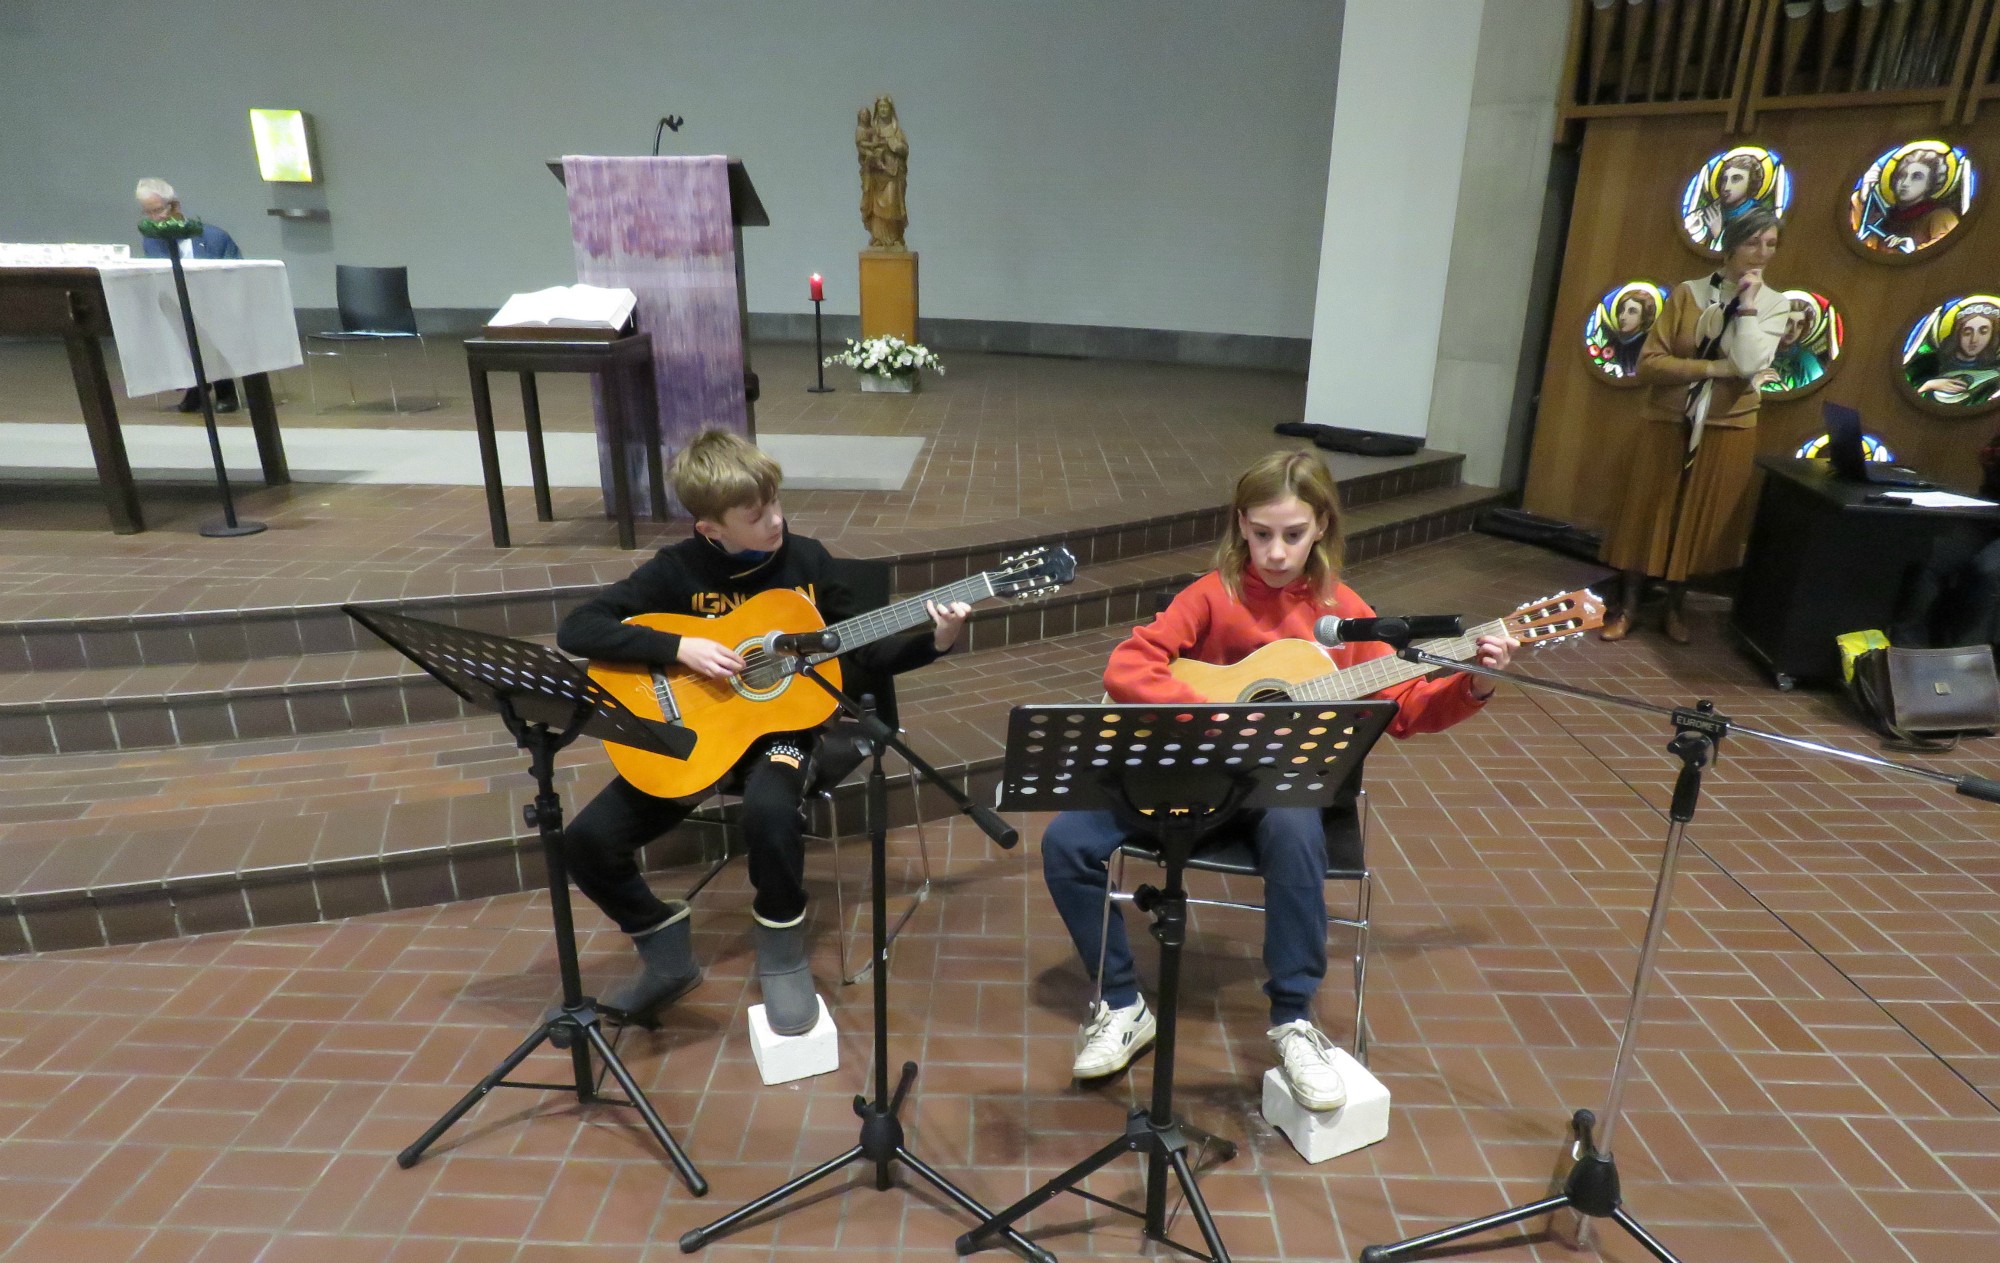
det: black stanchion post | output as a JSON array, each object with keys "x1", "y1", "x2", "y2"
[{"x1": 146, "y1": 221, "x2": 266, "y2": 538}]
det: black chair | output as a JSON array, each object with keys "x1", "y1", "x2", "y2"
[
  {"x1": 1094, "y1": 777, "x2": 1374, "y2": 1061},
  {"x1": 682, "y1": 558, "x2": 934, "y2": 985},
  {"x1": 305, "y1": 265, "x2": 440, "y2": 412}
]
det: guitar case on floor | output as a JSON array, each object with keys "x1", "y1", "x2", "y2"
[{"x1": 1473, "y1": 506, "x2": 1604, "y2": 564}]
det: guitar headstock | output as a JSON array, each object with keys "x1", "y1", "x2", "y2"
[
  {"x1": 1502, "y1": 588, "x2": 1605, "y2": 647},
  {"x1": 991, "y1": 545, "x2": 1077, "y2": 600}
]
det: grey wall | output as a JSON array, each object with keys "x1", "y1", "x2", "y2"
[{"x1": 0, "y1": 0, "x2": 1341, "y2": 339}]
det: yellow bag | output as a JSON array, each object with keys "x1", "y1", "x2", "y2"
[{"x1": 1836, "y1": 629, "x2": 1890, "y2": 684}]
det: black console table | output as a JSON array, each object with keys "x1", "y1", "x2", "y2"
[{"x1": 1733, "y1": 456, "x2": 2000, "y2": 689}]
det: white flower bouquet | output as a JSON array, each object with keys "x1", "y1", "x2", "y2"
[{"x1": 824, "y1": 335, "x2": 945, "y2": 381}]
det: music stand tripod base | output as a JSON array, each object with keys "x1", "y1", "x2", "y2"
[
  {"x1": 343, "y1": 606, "x2": 706, "y2": 1197},
  {"x1": 958, "y1": 701, "x2": 1397, "y2": 1263},
  {"x1": 678, "y1": 667, "x2": 1051, "y2": 1263}
]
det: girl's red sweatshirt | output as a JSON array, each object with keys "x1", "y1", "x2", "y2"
[{"x1": 1102, "y1": 570, "x2": 1487, "y2": 739}]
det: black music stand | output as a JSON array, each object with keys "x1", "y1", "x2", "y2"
[
  {"x1": 959, "y1": 701, "x2": 1398, "y2": 1263},
  {"x1": 679, "y1": 665, "x2": 1051, "y2": 1263},
  {"x1": 343, "y1": 606, "x2": 708, "y2": 1196}
]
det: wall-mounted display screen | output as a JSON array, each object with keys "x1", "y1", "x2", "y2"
[{"x1": 249, "y1": 109, "x2": 315, "y2": 183}]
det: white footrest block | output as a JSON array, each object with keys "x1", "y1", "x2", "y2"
[
  {"x1": 747, "y1": 998, "x2": 839, "y2": 1086},
  {"x1": 1261, "y1": 1051, "x2": 1390, "y2": 1164}
]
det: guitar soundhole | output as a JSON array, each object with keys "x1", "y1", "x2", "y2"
[
  {"x1": 1244, "y1": 683, "x2": 1294, "y2": 703},
  {"x1": 733, "y1": 646, "x2": 794, "y2": 700}
]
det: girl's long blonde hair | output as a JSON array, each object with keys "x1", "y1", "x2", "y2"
[{"x1": 1214, "y1": 450, "x2": 1345, "y2": 604}]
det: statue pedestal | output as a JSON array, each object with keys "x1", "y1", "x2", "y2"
[{"x1": 859, "y1": 249, "x2": 919, "y2": 342}]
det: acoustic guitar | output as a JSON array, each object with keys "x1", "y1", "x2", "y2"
[
  {"x1": 1166, "y1": 588, "x2": 1605, "y2": 703},
  {"x1": 587, "y1": 545, "x2": 1077, "y2": 799}
]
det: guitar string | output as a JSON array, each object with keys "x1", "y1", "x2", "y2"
[
  {"x1": 1285, "y1": 611, "x2": 1599, "y2": 700},
  {"x1": 808, "y1": 572, "x2": 999, "y2": 661}
]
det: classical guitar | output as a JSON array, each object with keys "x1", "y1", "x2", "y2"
[
  {"x1": 1167, "y1": 589, "x2": 1605, "y2": 703},
  {"x1": 587, "y1": 545, "x2": 1077, "y2": 799}
]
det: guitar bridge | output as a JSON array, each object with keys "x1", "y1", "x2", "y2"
[{"x1": 649, "y1": 669, "x2": 685, "y2": 725}]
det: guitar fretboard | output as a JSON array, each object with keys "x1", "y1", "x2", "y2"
[
  {"x1": 1289, "y1": 618, "x2": 1506, "y2": 701},
  {"x1": 809, "y1": 572, "x2": 998, "y2": 662}
]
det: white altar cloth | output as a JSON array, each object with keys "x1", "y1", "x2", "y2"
[{"x1": 91, "y1": 259, "x2": 302, "y2": 397}]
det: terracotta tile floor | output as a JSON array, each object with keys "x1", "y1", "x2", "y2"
[
  {"x1": 0, "y1": 340, "x2": 1318, "y2": 621},
  {"x1": 4, "y1": 537, "x2": 2000, "y2": 1261}
]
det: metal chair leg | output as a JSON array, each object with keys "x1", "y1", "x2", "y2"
[
  {"x1": 830, "y1": 757, "x2": 935, "y2": 985},
  {"x1": 1352, "y1": 868, "x2": 1373, "y2": 1064},
  {"x1": 384, "y1": 338, "x2": 402, "y2": 413},
  {"x1": 1090, "y1": 848, "x2": 1127, "y2": 1015},
  {"x1": 418, "y1": 332, "x2": 442, "y2": 408},
  {"x1": 1352, "y1": 788, "x2": 1371, "y2": 1062},
  {"x1": 682, "y1": 794, "x2": 738, "y2": 902}
]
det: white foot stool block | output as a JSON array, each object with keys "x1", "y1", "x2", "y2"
[
  {"x1": 1261, "y1": 1051, "x2": 1390, "y2": 1163},
  {"x1": 747, "y1": 998, "x2": 839, "y2": 1086}
]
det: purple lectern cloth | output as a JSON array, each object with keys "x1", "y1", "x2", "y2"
[{"x1": 563, "y1": 155, "x2": 747, "y2": 515}]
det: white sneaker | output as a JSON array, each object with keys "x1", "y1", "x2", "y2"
[
  {"x1": 1268, "y1": 1019, "x2": 1348, "y2": 1111},
  {"x1": 1072, "y1": 998, "x2": 1157, "y2": 1079}
]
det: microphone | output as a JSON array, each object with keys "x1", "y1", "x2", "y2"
[
  {"x1": 651, "y1": 115, "x2": 685, "y2": 155},
  {"x1": 1312, "y1": 614, "x2": 1463, "y2": 648},
  {"x1": 762, "y1": 628, "x2": 840, "y2": 656}
]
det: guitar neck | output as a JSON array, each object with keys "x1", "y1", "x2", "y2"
[
  {"x1": 1290, "y1": 617, "x2": 1506, "y2": 701},
  {"x1": 812, "y1": 572, "x2": 996, "y2": 660}
]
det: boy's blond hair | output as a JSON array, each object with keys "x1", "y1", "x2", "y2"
[
  {"x1": 668, "y1": 430, "x2": 782, "y2": 523},
  {"x1": 1214, "y1": 450, "x2": 1345, "y2": 604}
]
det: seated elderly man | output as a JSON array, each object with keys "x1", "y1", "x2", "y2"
[{"x1": 134, "y1": 177, "x2": 242, "y2": 413}]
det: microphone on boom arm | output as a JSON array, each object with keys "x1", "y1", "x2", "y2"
[
  {"x1": 1312, "y1": 614, "x2": 1464, "y2": 650},
  {"x1": 762, "y1": 628, "x2": 841, "y2": 657}
]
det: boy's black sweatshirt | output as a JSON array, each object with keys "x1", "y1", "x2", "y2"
[{"x1": 556, "y1": 527, "x2": 941, "y2": 678}]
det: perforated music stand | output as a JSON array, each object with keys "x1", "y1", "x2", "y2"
[
  {"x1": 343, "y1": 606, "x2": 708, "y2": 1196},
  {"x1": 958, "y1": 701, "x2": 1398, "y2": 1263}
]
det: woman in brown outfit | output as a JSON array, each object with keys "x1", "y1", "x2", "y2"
[{"x1": 1600, "y1": 206, "x2": 1789, "y2": 643}]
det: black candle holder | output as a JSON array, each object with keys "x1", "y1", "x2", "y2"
[{"x1": 807, "y1": 296, "x2": 834, "y2": 393}]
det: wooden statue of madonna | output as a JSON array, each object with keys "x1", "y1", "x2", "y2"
[{"x1": 855, "y1": 95, "x2": 918, "y2": 340}]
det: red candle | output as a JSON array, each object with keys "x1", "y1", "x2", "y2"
[{"x1": 809, "y1": 273, "x2": 824, "y2": 302}]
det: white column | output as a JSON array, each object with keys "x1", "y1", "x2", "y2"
[
  {"x1": 1302, "y1": 0, "x2": 1484, "y2": 439},
  {"x1": 1425, "y1": 0, "x2": 1573, "y2": 487}
]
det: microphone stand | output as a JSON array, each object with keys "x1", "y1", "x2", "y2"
[
  {"x1": 1357, "y1": 640, "x2": 2000, "y2": 1263},
  {"x1": 679, "y1": 655, "x2": 1050, "y2": 1263}
]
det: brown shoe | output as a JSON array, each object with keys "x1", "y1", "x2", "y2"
[
  {"x1": 1664, "y1": 603, "x2": 1691, "y2": 644},
  {"x1": 1599, "y1": 611, "x2": 1632, "y2": 642}
]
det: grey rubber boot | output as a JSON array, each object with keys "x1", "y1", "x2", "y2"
[
  {"x1": 753, "y1": 913, "x2": 822, "y2": 1036},
  {"x1": 600, "y1": 901, "x2": 702, "y2": 1019}
]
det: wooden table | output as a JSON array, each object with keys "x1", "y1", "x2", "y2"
[
  {"x1": 463, "y1": 333, "x2": 666, "y2": 549},
  {"x1": 0, "y1": 266, "x2": 289, "y2": 534}
]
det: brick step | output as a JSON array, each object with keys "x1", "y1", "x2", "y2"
[
  {"x1": 0, "y1": 546, "x2": 1187, "y2": 757},
  {"x1": 0, "y1": 530, "x2": 1612, "y2": 956},
  {"x1": 0, "y1": 483, "x2": 1502, "y2": 758},
  {"x1": 0, "y1": 450, "x2": 1469, "y2": 676},
  {"x1": 0, "y1": 489, "x2": 1492, "y2": 758},
  {"x1": 0, "y1": 623, "x2": 1127, "y2": 956}
]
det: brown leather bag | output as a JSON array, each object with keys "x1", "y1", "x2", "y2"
[{"x1": 1852, "y1": 645, "x2": 2000, "y2": 751}]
